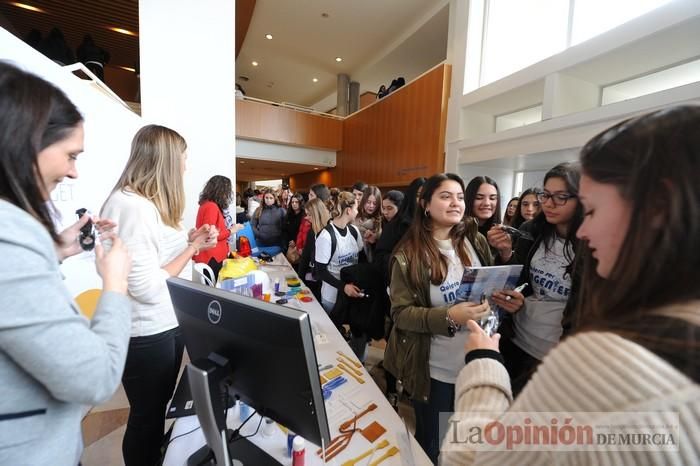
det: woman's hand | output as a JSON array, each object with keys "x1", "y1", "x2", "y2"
[
  {"x1": 465, "y1": 320, "x2": 501, "y2": 353},
  {"x1": 344, "y1": 283, "x2": 362, "y2": 298},
  {"x1": 188, "y1": 225, "x2": 215, "y2": 252},
  {"x1": 55, "y1": 214, "x2": 90, "y2": 261},
  {"x1": 491, "y1": 290, "x2": 525, "y2": 314},
  {"x1": 448, "y1": 301, "x2": 490, "y2": 326},
  {"x1": 364, "y1": 230, "x2": 377, "y2": 244},
  {"x1": 188, "y1": 225, "x2": 211, "y2": 243},
  {"x1": 487, "y1": 226, "x2": 513, "y2": 261},
  {"x1": 95, "y1": 234, "x2": 131, "y2": 294}
]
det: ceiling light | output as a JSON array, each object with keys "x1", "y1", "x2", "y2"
[
  {"x1": 118, "y1": 66, "x2": 136, "y2": 73},
  {"x1": 265, "y1": 34, "x2": 273, "y2": 40},
  {"x1": 9, "y1": 2, "x2": 45, "y2": 12},
  {"x1": 252, "y1": 61, "x2": 259, "y2": 67},
  {"x1": 313, "y1": 167, "x2": 320, "y2": 170},
  {"x1": 107, "y1": 26, "x2": 137, "y2": 36},
  {"x1": 312, "y1": 78, "x2": 318, "y2": 83},
  {"x1": 335, "y1": 57, "x2": 342, "y2": 62}
]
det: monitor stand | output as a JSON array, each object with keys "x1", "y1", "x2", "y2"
[
  {"x1": 187, "y1": 429, "x2": 280, "y2": 466},
  {"x1": 186, "y1": 356, "x2": 282, "y2": 466}
]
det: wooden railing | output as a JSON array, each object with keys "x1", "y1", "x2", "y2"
[
  {"x1": 289, "y1": 63, "x2": 451, "y2": 189},
  {"x1": 236, "y1": 97, "x2": 343, "y2": 151}
]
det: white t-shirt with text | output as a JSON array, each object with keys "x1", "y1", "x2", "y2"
[
  {"x1": 513, "y1": 237, "x2": 573, "y2": 360},
  {"x1": 428, "y1": 238, "x2": 482, "y2": 384},
  {"x1": 314, "y1": 223, "x2": 364, "y2": 304}
]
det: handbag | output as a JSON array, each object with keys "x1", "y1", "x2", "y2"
[{"x1": 286, "y1": 242, "x2": 300, "y2": 264}]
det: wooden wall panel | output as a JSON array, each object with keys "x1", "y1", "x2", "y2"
[
  {"x1": 236, "y1": 99, "x2": 342, "y2": 150},
  {"x1": 335, "y1": 64, "x2": 451, "y2": 187},
  {"x1": 289, "y1": 169, "x2": 335, "y2": 192}
]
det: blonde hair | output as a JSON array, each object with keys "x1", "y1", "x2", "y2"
[
  {"x1": 109, "y1": 124, "x2": 187, "y2": 228},
  {"x1": 305, "y1": 198, "x2": 331, "y2": 235},
  {"x1": 332, "y1": 191, "x2": 356, "y2": 218}
]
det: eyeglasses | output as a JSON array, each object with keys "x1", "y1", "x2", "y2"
[{"x1": 536, "y1": 191, "x2": 577, "y2": 206}]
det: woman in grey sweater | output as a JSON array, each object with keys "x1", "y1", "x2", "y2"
[
  {"x1": 0, "y1": 62, "x2": 131, "y2": 465},
  {"x1": 441, "y1": 105, "x2": 700, "y2": 465}
]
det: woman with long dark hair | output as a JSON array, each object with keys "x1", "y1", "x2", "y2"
[
  {"x1": 251, "y1": 188, "x2": 286, "y2": 250},
  {"x1": 502, "y1": 197, "x2": 519, "y2": 226},
  {"x1": 510, "y1": 187, "x2": 541, "y2": 229},
  {"x1": 464, "y1": 176, "x2": 501, "y2": 237},
  {"x1": 0, "y1": 62, "x2": 131, "y2": 464},
  {"x1": 354, "y1": 185, "x2": 382, "y2": 262},
  {"x1": 384, "y1": 173, "x2": 493, "y2": 464},
  {"x1": 284, "y1": 192, "x2": 305, "y2": 256},
  {"x1": 194, "y1": 175, "x2": 233, "y2": 281},
  {"x1": 375, "y1": 177, "x2": 427, "y2": 283},
  {"x1": 374, "y1": 177, "x2": 425, "y2": 408},
  {"x1": 488, "y1": 163, "x2": 583, "y2": 395},
  {"x1": 442, "y1": 105, "x2": 700, "y2": 465}
]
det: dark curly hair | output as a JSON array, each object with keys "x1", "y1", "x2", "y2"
[{"x1": 199, "y1": 175, "x2": 232, "y2": 211}]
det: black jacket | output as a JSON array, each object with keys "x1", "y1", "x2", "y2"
[
  {"x1": 329, "y1": 263, "x2": 386, "y2": 340},
  {"x1": 374, "y1": 216, "x2": 409, "y2": 287}
]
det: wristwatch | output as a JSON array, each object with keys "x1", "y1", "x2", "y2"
[{"x1": 446, "y1": 313, "x2": 459, "y2": 337}]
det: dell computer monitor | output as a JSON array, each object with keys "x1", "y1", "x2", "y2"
[{"x1": 167, "y1": 278, "x2": 331, "y2": 453}]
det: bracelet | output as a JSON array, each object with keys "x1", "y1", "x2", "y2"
[
  {"x1": 187, "y1": 242, "x2": 199, "y2": 256},
  {"x1": 446, "y1": 312, "x2": 459, "y2": 337}
]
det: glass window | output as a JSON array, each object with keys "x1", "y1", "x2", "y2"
[
  {"x1": 571, "y1": 0, "x2": 672, "y2": 45},
  {"x1": 480, "y1": 0, "x2": 569, "y2": 85}
]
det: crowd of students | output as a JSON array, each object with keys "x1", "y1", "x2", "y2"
[{"x1": 1, "y1": 62, "x2": 698, "y2": 466}]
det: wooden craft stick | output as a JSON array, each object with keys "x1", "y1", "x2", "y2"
[
  {"x1": 337, "y1": 359, "x2": 363, "y2": 376},
  {"x1": 337, "y1": 350, "x2": 362, "y2": 368},
  {"x1": 368, "y1": 446, "x2": 399, "y2": 466},
  {"x1": 338, "y1": 362, "x2": 364, "y2": 384},
  {"x1": 340, "y1": 439, "x2": 389, "y2": 466},
  {"x1": 339, "y1": 403, "x2": 377, "y2": 431}
]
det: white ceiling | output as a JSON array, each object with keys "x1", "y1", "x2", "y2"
[{"x1": 236, "y1": 0, "x2": 448, "y2": 107}]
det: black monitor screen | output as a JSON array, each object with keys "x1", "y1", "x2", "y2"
[{"x1": 167, "y1": 277, "x2": 330, "y2": 446}]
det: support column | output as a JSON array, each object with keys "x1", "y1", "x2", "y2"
[
  {"x1": 139, "y1": 0, "x2": 235, "y2": 227},
  {"x1": 336, "y1": 73, "x2": 349, "y2": 116}
]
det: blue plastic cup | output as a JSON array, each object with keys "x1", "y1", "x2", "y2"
[{"x1": 239, "y1": 400, "x2": 250, "y2": 421}]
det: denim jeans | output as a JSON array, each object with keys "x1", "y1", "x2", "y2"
[{"x1": 412, "y1": 378, "x2": 455, "y2": 465}]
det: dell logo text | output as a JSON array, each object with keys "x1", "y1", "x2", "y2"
[{"x1": 207, "y1": 300, "x2": 222, "y2": 324}]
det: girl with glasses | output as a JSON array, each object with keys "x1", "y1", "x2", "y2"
[{"x1": 486, "y1": 163, "x2": 583, "y2": 396}]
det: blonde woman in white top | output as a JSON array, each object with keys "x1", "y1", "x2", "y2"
[{"x1": 101, "y1": 124, "x2": 216, "y2": 466}]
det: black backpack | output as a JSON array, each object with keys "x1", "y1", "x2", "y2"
[{"x1": 311, "y1": 223, "x2": 359, "y2": 279}]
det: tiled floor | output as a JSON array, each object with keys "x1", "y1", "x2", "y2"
[{"x1": 80, "y1": 341, "x2": 413, "y2": 465}]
